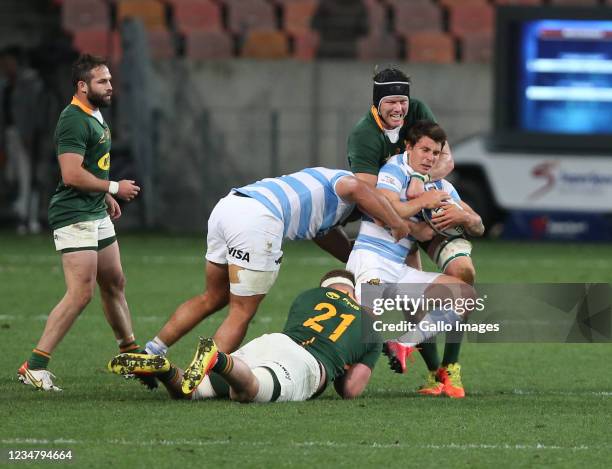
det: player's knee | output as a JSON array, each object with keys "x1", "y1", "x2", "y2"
[
  {"x1": 229, "y1": 378, "x2": 259, "y2": 403},
  {"x1": 69, "y1": 286, "x2": 95, "y2": 310},
  {"x1": 99, "y1": 271, "x2": 126, "y2": 296},
  {"x1": 446, "y1": 262, "x2": 475, "y2": 286},
  {"x1": 202, "y1": 288, "x2": 229, "y2": 311}
]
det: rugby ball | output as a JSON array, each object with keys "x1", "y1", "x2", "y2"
[{"x1": 421, "y1": 199, "x2": 465, "y2": 238}]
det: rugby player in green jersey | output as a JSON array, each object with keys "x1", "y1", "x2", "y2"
[
  {"x1": 347, "y1": 67, "x2": 473, "y2": 397},
  {"x1": 108, "y1": 270, "x2": 382, "y2": 402},
  {"x1": 17, "y1": 55, "x2": 146, "y2": 391}
]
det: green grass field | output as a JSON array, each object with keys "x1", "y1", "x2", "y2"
[{"x1": 1, "y1": 233, "x2": 611, "y2": 467}]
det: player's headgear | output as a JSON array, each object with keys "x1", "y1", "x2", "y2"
[
  {"x1": 372, "y1": 67, "x2": 411, "y2": 110},
  {"x1": 320, "y1": 269, "x2": 355, "y2": 290}
]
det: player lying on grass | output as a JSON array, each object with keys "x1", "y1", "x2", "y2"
[
  {"x1": 346, "y1": 120, "x2": 483, "y2": 398},
  {"x1": 109, "y1": 270, "x2": 381, "y2": 402},
  {"x1": 143, "y1": 167, "x2": 416, "y2": 362}
]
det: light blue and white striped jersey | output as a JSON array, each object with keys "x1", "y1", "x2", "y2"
[
  {"x1": 234, "y1": 167, "x2": 355, "y2": 241},
  {"x1": 353, "y1": 152, "x2": 461, "y2": 264}
]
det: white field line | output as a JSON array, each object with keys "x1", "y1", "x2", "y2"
[
  {"x1": 0, "y1": 314, "x2": 274, "y2": 323},
  {"x1": 0, "y1": 438, "x2": 597, "y2": 452}
]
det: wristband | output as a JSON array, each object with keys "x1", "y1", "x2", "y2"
[
  {"x1": 108, "y1": 181, "x2": 119, "y2": 195},
  {"x1": 411, "y1": 172, "x2": 430, "y2": 183}
]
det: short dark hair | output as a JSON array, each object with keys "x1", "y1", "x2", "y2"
[
  {"x1": 406, "y1": 120, "x2": 447, "y2": 148},
  {"x1": 320, "y1": 269, "x2": 355, "y2": 288},
  {"x1": 373, "y1": 66, "x2": 410, "y2": 84},
  {"x1": 71, "y1": 54, "x2": 108, "y2": 90}
]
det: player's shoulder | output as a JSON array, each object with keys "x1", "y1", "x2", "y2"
[
  {"x1": 405, "y1": 97, "x2": 435, "y2": 123},
  {"x1": 57, "y1": 104, "x2": 90, "y2": 127},
  {"x1": 349, "y1": 111, "x2": 380, "y2": 139}
]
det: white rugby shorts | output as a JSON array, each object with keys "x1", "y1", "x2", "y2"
[
  {"x1": 232, "y1": 333, "x2": 321, "y2": 402},
  {"x1": 206, "y1": 193, "x2": 284, "y2": 272},
  {"x1": 347, "y1": 248, "x2": 441, "y2": 302},
  {"x1": 53, "y1": 216, "x2": 116, "y2": 252}
]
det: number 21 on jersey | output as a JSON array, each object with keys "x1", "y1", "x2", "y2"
[{"x1": 303, "y1": 303, "x2": 355, "y2": 342}]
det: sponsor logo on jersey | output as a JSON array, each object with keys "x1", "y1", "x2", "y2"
[
  {"x1": 380, "y1": 174, "x2": 397, "y2": 186},
  {"x1": 326, "y1": 291, "x2": 340, "y2": 300},
  {"x1": 228, "y1": 247, "x2": 250, "y2": 262},
  {"x1": 341, "y1": 297, "x2": 360, "y2": 311},
  {"x1": 98, "y1": 127, "x2": 111, "y2": 144},
  {"x1": 275, "y1": 255, "x2": 283, "y2": 265},
  {"x1": 367, "y1": 278, "x2": 381, "y2": 285},
  {"x1": 98, "y1": 153, "x2": 110, "y2": 170}
]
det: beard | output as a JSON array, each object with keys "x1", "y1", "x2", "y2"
[{"x1": 87, "y1": 89, "x2": 111, "y2": 108}]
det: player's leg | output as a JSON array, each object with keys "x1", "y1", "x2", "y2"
[
  {"x1": 145, "y1": 195, "x2": 234, "y2": 355},
  {"x1": 383, "y1": 270, "x2": 476, "y2": 384},
  {"x1": 209, "y1": 194, "x2": 284, "y2": 353},
  {"x1": 96, "y1": 236, "x2": 137, "y2": 349},
  {"x1": 212, "y1": 264, "x2": 275, "y2": 352},
  {"x1": 190, "y1": 334, "x2": 322, "y2": 403},
  {"x1": 18, "y1": 249, "x2": 97, "y2": 391},
  {"x1": 436, "y1": 256, "x2": 475, "y2": 398},
  {"x1": 405, "y1": 245, "x2": 442, "y2": 380},
  {"x1": 150, "y1": 261, "x2": 230, "y2": 352}
]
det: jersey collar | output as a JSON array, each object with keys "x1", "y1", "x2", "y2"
[
  {"x1": 71, "y1": 95, "x2": 105, "y2": 125},
  {"x1": 71, "y1": 95, "x2": 94, "y2": 115}
]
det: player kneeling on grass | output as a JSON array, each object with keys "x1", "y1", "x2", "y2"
[
  {"x1": 347, "y1": 120, "x2": 483, "y2": 398},
  {"x1": 108, "y1": 270, "x2": 382, "y2": 402}
]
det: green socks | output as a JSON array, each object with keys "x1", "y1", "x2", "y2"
[
  {"x1": 212, "y1": 352, "x2": 233, "y2": 375},
  {"x1": 418, "y1": 341, "x2": 440, "y2": 372},
  {"x1": 27, "y1": 349, "x2": 50, "y2": 370}
]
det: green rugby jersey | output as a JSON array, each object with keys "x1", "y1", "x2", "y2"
[
  {"x1": 347, "y1": 98, "x2": 436, "y2": 175},
  {"x1": 282, "y1": 287, "x2": 381, "y2": 383},
  {"x1": 48, "y1": 97, "x2": 112, "y2": 229}
]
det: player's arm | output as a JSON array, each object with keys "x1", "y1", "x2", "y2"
[
  {"x1": 313, "y1": 226, "x2": 354, "y2": 263},
  {"x1": 333, "y1": 363, "x2": 373, "y2": 399},
  {"x1": 429, "y1": 142, "x2": 454, "y2": 181},
  {"x1": 459, "y1": 200, "x2": 485, "y2": 236},
  {"x1": 58, "y1": 153, "x2": 140, "y2": 201},
  {"x1": 431, "y1": 200, "x2": 484, "y2": 236},
  {"x1": 335, "y1": 176, "x2": 411, "y2": 241},
  {"x1": 379, "y1": 187, "x2": 448, "y2": 220},
  {"x1": 353, "y1": 172, "x2": 377, "y2": 187}
]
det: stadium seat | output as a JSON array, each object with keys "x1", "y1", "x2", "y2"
[
  {"x1": 225, "y1": 0, "x2": 276, "y2": 35},
  {"x1": 172, "y1": 0, "x2": 223, "y2": 34},
  {"x1": 448, "y1": 3, "x2": 494, "y2": 39},
  {"x1": 392, "y1": 0, "x2": 443, "y2": 37},
  {"x1": 116, "y1": 0, "x2": 167, "y2": 30},
  {"x1": 61, "y1": 0, "x2": 110, "y2": 32},
  {"x1": 284, "y1": 0, "x2": 319, "y2": 36},
  {"x1": 72, "y1": 29, "x2": 122, "y2": 61},
  {"x1": 439, "y1": 0, "x2": 487, "y2": 7},
  {"x1": 461, "y1": 32, "x2": 492, "y2": 63},
  {"x1": 292, "y1": 30, "x2": 320, "y2": 60},
  {"x1": 241, "y1": 30, "x2": 289, "y2": 59},
  {"x1": 184, "y1": 30, "x2": 233, "y2": 59},
  {"x1": 406, "y1": 31, "x2": 455, "y2": 63},
  {"x1": 493, "y1": 0, "x2": 542, "y2": 5},
  {"x1": 357, "y1": 33, "x2": 400, "y2": 61},
  {"x1": 363, "y1": 0, "x2": 386, "y2": 35}
]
